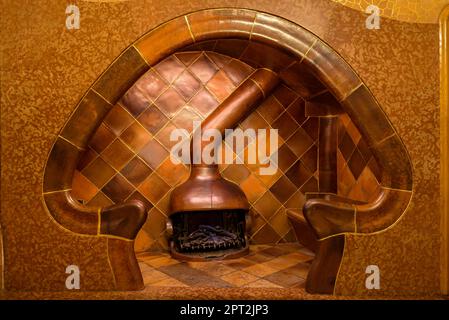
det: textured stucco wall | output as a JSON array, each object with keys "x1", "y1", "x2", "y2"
[{"x1": 0, "y1": 0, "x2": 440, "y2": 295}]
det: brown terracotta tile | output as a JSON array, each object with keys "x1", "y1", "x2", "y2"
[
  {"x1": 244, "y1": 251, "x2": 273, "y2": 264},
  {"x1": 367, "y1": 157, "x2": 382, "y2": 183},
  {"x1": 144, "y1": 254, "x2": 179, "y2": 268},
  {"x1": 240, "y1": 112, "x2": 269, "y2": 132},
  {"x1": 276, "y1": 144, "x2": 297, "y2": 173},
  {"x1": 88, "y1": 123, "x2": 116, "y2": 153},
  {"x1": 305, "y1": 41, "x2": 361, "y2": 101},
  {"x1": 142, "y1": 207, "x2": 167, "y2": 239},
  {"x1": 121, "y1": 86, "x2": 151, "y2": 118},
  {"x1": 251, "y1": 224, "x2": 281, "y2": 244},
  {"x1": 285, "y1": 128, "x2": 314, "y2": 157},
  {"x1": 284, "y1": 262, "x2": 310, "y2": 278},
  {"x1": 190, "y1": 262, "x2": 235, "y2": 277},
  {"x1": 284, "y1": 190, "x2": 306, "y2": 209},
  {"x1": 240, "y1": 174, "x2": 267, "y2": 203},
  {"x1": 249, "y1": 208, "x2": 268, "y2": 235},
  {"x1": 171, "y1": 107, "x2": 202, "y2": 133},
  {"x1": 141, "y1": 268, "x2": 170, "y2": 285},
  {"x1": 260, "y1": 246, "x2": 288, "y2": 258},
  {"x1": 136, "y1": 70, "x2": 168, "y2": 101},
  {"x1": 347, "y1": 148, "x2": 367, "y2": 180},
  {"x1": 173, "y1": 70, "x2": 201, "y2": 100},
  {"x1": 81, "y1": 156, "x2": 116, "y2": 188},
  {"x1": 272, "y1": 112, "x2": 298, "y2": 140},
  {"x1": 189, "y1": 87, "x2": 219, "y2": 117},
  {"x1": 242, "y1": 263, "x2": 277, "y2": 278},
  {"x1": 101, "y1": 139, "x2": 134, "y2": 171},
  {"x1": 138, "y1": 139, "x2": 169, "y2": 170},
  {"x1": 76, "y1": 147, "x2": 98, "y2": 171},
  {"x1": 339, "y1": 132, "x2": 356, "y2": 161},
  {"x1": 285, "y1": 160, "x2": 314, "y2": 188},
  {"x1": 188, "y1": 53, "x2": 219, "y2": 84},
  {"x1": 338, "y1": 165, "x2": 356, "y2": 197},
  {"x1": 154, "y1": 87, "x2": 186, "y2": 118},
  {"x1": 220, "y1": 271, "x2": 258, "y2": 287},
  {"x1": 301, "y1": 117, "x2": 319, "y2": 141},
  {"x1": 104, "y1": 104, "x2": 134, "y2": 136},
  {"x1": 264, "y1": 252, "x2": 312, "y2": 270},
  {"x1": 138, "y1": 104, "x2": 168, "y2": 135},
  {"x1": 155, "y1": 192, "x2": 173, "y2": 215},
  {"x1": 342, "y1": 85, "x2": 394, "y2": 145},
  {"x1": 175, "y1": 51, "x2": 201, "y2": 67},
  {"x1": 345, "y1": 120, "x2": 362, "y2": 144},
  {"x1": 222, "y1": 59, "x2": 253, "y2": 85},
  {"x1": 213, "y1": 39, "x2": 249, "y2": 59},
  {"x1": 93, "y1": 46, "x2": 148, "y2": 104},
  {"x1": 279, "y1": 62, "x2": 326, "y2": 99},
  {"x1": 136, "y1": 13, "x2": 193, "y2": 65},
  {"x1": 243, "y1": 279, "x2": 283, "y2": 288},
  {"x1": 371, "y1": 135, "x2": 412, "y2": 190},
  {"x1": 269, "y1": 209, "x2": 291, "y2": 237},
  {"x1": 270, "y1": 176, "x2": 297, "y2": 204},
  {"x1": 221, "y1": 164, "x2": 251, "y2": 184},
  {"x1": 305, "y1": 91, "x2": 343, "y2": 116},
  {"x1": 126, "y1": 190, "x2": 153, "y2": 211},
  {"x1": 253, "y1": 191, "x2": 282, "y2": 220},
  {"x1": 263, "y1": 270, "x2": 304, "y2": 288},
  {"x1": 301, "y1": 144, "x2": 318, "y2": 172},
  {"x1": 155, "y1": 122, "x2": 189, "y2": 150},
  {"x1": 206, "y1": 70, "x2": 235, "y2": 102},
  {"x1": 253, "y1": 165, "x2": 283, "y2": 188},
  {"x1": 221, "y1": 259, "x2": 255, "y2": 270},
  {"x1": 86, "y1": 191, "x2": 114, "y2": 207},
  {"x1": 256, "y1": 95, "x2": 284, "y2": 124},
  {"x1": 120, "y1": 121, "x2": 152, "y2": 152},
  {"x1": 241, "y1": 41, "x2": 295, "y2": 72},
  {"x1": 357, "y1": 138, "x2": 372, "y2": 162},
  {"x1": 61, "y1": 90, "x2": 112, "y2": 148},
  {"x1": 71, "y1": 170, "x2": 99, "y2": 203},
  {"x1": 252, "y1": 12, "x2": 315, "y2": 58},
  {"x1": 120, "y1": 156, "x2": 153, "y2": 187},
  {"x1": 273, "y1": 85, "x2": 298, "y2": 108},
  {"x1": 205, "y1": 51, "x2": 233, "y2": 68},
  {"x1": 286, "y1": 98, "x2": 306, "y2": 125},
  {"x1": 138, "y1": 173, "x2": 171, "y2": 204},
  {"x1": 101, "y1": 174, "x2": 134, "y2": 203},
  {"x1": 300, "y1": 176, "x2": 319, "y2": 194},
  {"x1": 155, "y1": 158, "x2": 188, "y2": 187},
  {"x1": 160, "y1": 263, "x2": 232, "y2": 288},
  {"x1": 154, "y1": 55, "x2": 185, "y2": 84}
]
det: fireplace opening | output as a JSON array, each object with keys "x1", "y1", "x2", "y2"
[{"x1": 169, "y1": 210, "x2": 247, "y2": 259}]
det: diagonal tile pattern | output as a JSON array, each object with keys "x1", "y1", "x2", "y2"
[
  {"x1": 71, "y1": 49, "x2": 376, "y2": 252},
  {"x1": 337, "y1": 114, "x2": 383, "y2": 202},
  {"x1": 137, "y1": 243, "x2": 313, "y2": 288}
]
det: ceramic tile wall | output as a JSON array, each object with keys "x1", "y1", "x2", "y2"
[
  {"x1": 72, "y1": 50, "x2": 320, "y2": 251},
  {"x1": 337, "y1": 113, "x2": 382, "y2": 203}
]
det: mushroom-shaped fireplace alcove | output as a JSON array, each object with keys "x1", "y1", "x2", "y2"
[{"x1": 42, "y1": 8, "x2": 412, "y2": 293}]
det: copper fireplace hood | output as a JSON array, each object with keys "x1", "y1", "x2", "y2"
[{"x1": 167, "y1": 68, "x2": 279, "y2": 260}]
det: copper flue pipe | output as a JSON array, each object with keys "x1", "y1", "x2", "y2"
[
  {"x1": 169, "y1": 68, "x2": 280, "y2": 215},
  {"x1": 191, "y1": 68, "x2": 280, "y2": 166}
]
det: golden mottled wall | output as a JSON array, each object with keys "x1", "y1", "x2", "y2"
[{"x1": 0, "y1": 0, "x2": 441, "y2": 295}]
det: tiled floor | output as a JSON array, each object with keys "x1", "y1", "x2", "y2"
[{"x1": 137, "y1": 243, "x2": 314, "y2": 289}]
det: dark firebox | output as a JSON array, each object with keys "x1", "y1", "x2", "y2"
[{"x1": 171, "y1": 210, "x2": 246, "y2": 254}]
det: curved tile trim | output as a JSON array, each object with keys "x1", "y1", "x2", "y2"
[{"x1": 42, "y1": 8, "x2": 413, "y2": 291}]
